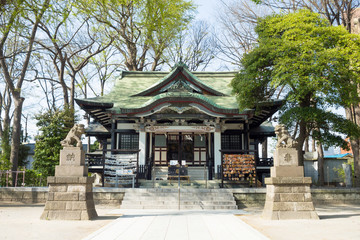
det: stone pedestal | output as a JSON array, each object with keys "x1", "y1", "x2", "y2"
[
  {"x1": 41, "y1": 176, "x2": 97, "y2": 220},
  {"x1": 41, "y1": 147, "x2": 97, "y2": 220},
  {"x1": 262, "y1": 148, "x2": 319, "y2": 220}
]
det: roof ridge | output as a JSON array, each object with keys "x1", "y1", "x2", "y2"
[{"x1": 138, "y1": 92, "x2": 234, "y2": 110}]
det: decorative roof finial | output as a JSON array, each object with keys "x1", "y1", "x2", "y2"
[{"x1": 172, "y1": 59, "x2": 189, "y2": 70}]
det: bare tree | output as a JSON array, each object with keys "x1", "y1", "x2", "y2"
[
  {"x1": 35, "y1": 1, "x2": 112, "y2": 111},
  {"x1": 164, "y1": 21, "x2": 217, "y2": 71},
  {"x1": 77, "y1": 46, "x2": 120, "y2": 98},
  {"x1": 0, "y1": 0, "x2": 50, "y2": 185},
  {"x1": 216, "y1": 0, "x2": 272, "y2": 67},
  {"x1": 65, "y1": 24, "x2": 113, "y2": 109}
]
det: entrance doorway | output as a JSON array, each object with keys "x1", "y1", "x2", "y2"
[
  {"x1": 154, "y1": 133, "x2": 207, "y2": 166},
  {"x1": 167, "y1": 134, "x2": 194, "y2": 165}
]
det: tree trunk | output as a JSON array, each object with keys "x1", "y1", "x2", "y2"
[
  {"x1": 10, "y1": 95, "x2": 24, "y2": 186},
  {"x1": 317, "y1": 140, "x2": 325, "y2": 186},
  {"x1": 0, "y1": 86, "x2": 11, "y2": 138},
  {"x1": 345, "y1": 12, "x2": 360, "y2": 187},
  {"x1": 304, "y1": 137, "x2": 309, "y2": 152},
  {"x1": 351, "y1": 138, "x2": 360, "y2": 187},
  {"x1": 70, "y1": 74, "x2": 75, "y2": 111},
  {"x1": 297, "y1": 119, "x2": 307, "y2": 166},
  {"x1": 345, "y1": 106, "x2": 360, "y2": 187},
  {"x1": 59, "y1": 61, "x2": 69, "y2": 108}
]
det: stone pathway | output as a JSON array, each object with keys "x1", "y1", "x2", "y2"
[{"x1": 84, "y1": 209, "x2": 269, "y2": 240}]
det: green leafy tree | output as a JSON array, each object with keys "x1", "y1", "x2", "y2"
[
  {"x1": 33, "y1": 109, "x2": 74, "y2": 179},
  {"x1": 76, "y1": 0, "x2": 195, "y2": 71},
  {"x1": 231, "y1": 10, "x2": 360, "y2": 184},
  {"x1": 0, "y1": 127, "x2": 30, "y2": 170},
  {"x1": 90, "y1": 140, "x2": 100, "y2": 152},
  {"x1": 0, "y1": 127, "x2": 11, "y2": 170},
  {"x1": 0, "y1": 127, "x2": 30, "y2": 186}
]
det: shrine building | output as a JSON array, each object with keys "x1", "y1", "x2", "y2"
[{"x1": 76, "y1": 62, "x2": 282, "y2": 186}]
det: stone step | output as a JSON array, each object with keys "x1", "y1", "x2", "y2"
[
  {"x1": 120, "y1": 188, "x2": 237, "y2": 210},
  {"x1": 123, "y1": 191, "x2": 234, "y2": 195},
  {"x1": 123, "y1": 190, "x2": 233, "y2": 194},
  {"x1": 123, "y1": 188, "x2": 232, "y2": 193},
  {"x1": 153, "y1": 167, "x2": 209, "y2": 180},
  {"x1": 122, "y1": 192, "x2": 234, "y2": 197},
  {"x1": 120, "y1": 200, "x2": 237, "y2": 205},
  {"x1": 120, "y1": 204, "x2": 238, "y2": 210},
  {"x1": 123, "y1": 195, "x2": 234, "y2": 200},
  {"x1": 122, "y1": 196, "x2": 235, "y2": 201},
  {"x1": 138, "y1": 181, "x2": 221, "y2": 189}
]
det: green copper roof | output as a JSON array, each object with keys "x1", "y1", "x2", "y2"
[
  {"x1": 79, "y1": 66, "x2": 239, "y2": 111},
  {"x1": 76, "y1": 64, "x2": 283, "y2": 127}
]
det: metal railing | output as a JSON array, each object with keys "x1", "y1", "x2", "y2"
[
  {"x1": 0, "y1": 170, "x2": 26, "y2": 187},
  {"x1": 256, "y1": 157, "x2": 273, "y2": 167}
]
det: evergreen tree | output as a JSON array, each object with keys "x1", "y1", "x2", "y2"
[
  {"x1": 231, "y1": 10, "x2": 360, "y2": 168},
  {"x1": 33, "y1": 109, "x2": 74, "y2": 178}
]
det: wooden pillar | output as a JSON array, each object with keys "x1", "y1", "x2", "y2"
[
  {"x1": 262, "y1": 138, "x2": 268, "y2": 158},
  {"x1": 244, "y1": 121, "x2": 249, "y2": 152}
]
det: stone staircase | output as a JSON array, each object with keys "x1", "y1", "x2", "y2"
[
  {"x1": 120, "y1": 188, "x2": 238, "y2": 210},
  {"x1": 153, "y1": 166, "x2": 208, "y2": 180}
]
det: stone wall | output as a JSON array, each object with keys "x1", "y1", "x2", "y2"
[
  {"x1": 233, "y1": 188, "x2": 267, "y2": 208},
  {"x1": 0, "y1": 187, "x2": 359, "y2": 207},
  {"x1": 232, "y1": 188, "x2": 360, "y2": 208},
  {"x1": 0, "y1": 187, "x2": 48, "y2": 204},
  {"x1": 311, "y1": 188, "x2": 360, "y2": 205},
  {"x1": 0, "y1": 187, "x2": 124, "y2": 206}
]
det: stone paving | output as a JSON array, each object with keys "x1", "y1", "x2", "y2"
[
  {"x1": 84, "y1": 209, "x2": 269, "y2": 240},
  {"x1": 1, "y1": 203, "x2": 360, "y2": 240}
]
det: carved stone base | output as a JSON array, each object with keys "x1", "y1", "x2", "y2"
[
  {"x1": 270, "y1": 166, "x2": 304, "y2": 177},
  {"x1": 262, "y1": 177, "x2": 319, "y2": 220},
  {"x1": 41, "y1": 177, "x2": 97, "y2": 220}
]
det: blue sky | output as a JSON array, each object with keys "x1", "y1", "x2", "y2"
[{"x1": 194, "y1": 0, "x2": 219, "y2": 23}]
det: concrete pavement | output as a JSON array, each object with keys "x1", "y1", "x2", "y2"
[
  {"x1": 1, "y1": 203, "x2": 360, "y2": 240},
  {"x1": 84, "y1": 209, "x2": 269, "y2": 240}
]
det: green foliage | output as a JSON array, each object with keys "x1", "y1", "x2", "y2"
[
  {"x1": 33, "y1": 109, "x2": 75, "y2": 179},
  {"x1": 0, "y1": 169, "x2": 45, "y2": 187},
  {"x1": 333, "y1": 161, "x2": 354, "y2": 183},
  {"x1": 249, "y1": 0, "x2": 263, "y2": 4},
  {"x1": 74, "y1": 0, "x2": 195, "y2": 70},
  {"x1": 231, "y1": 10, "x2": 360, "y2": 147},
  {"x1": 140, "y1": 0, "x2": 194, "y2": 44},
  {"x1": 0, "y1": 128, "x2": 30, "y2": 170},
  {"x1": 0, "y1": 127, "x2": 11, "y2": 170},
  {"x1": 23, "y1": 169, "x2": 46, "y2": 186},
  {"x1": 280, "y1": 106, "x2": 360, "y2": 149},
  {"x1": 90, "y1": 141, "x2": 100, "y2": 152}
]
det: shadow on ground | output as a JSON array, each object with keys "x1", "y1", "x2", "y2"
[{"x1": 320, "y1": 213, "x2": 360, "y2": 219}]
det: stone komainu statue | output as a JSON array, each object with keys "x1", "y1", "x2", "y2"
[
  {"x1": 274, "y1": 124, "x2": 297, "y2": 148},
  {"x1": 61, "y1": 124, "x2": 85, "y2": 147}
]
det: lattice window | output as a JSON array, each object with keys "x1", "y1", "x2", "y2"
[
  {"x1": 117, "y1": 133, "x2": 139, "y2": 150},
  {"x1": 194, "y1": 147, "x2": 206, "y2": 165},
  {"x1": 154, "y1": 147, "x2": 167, "y2": 165},
  {"x1": 221, "y1": 134, "x2": 242, "y2": 150}
]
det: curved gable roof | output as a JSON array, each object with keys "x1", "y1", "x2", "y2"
[{"x1": 132, "y1": 62, "x2": 227, "y2": 97}]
